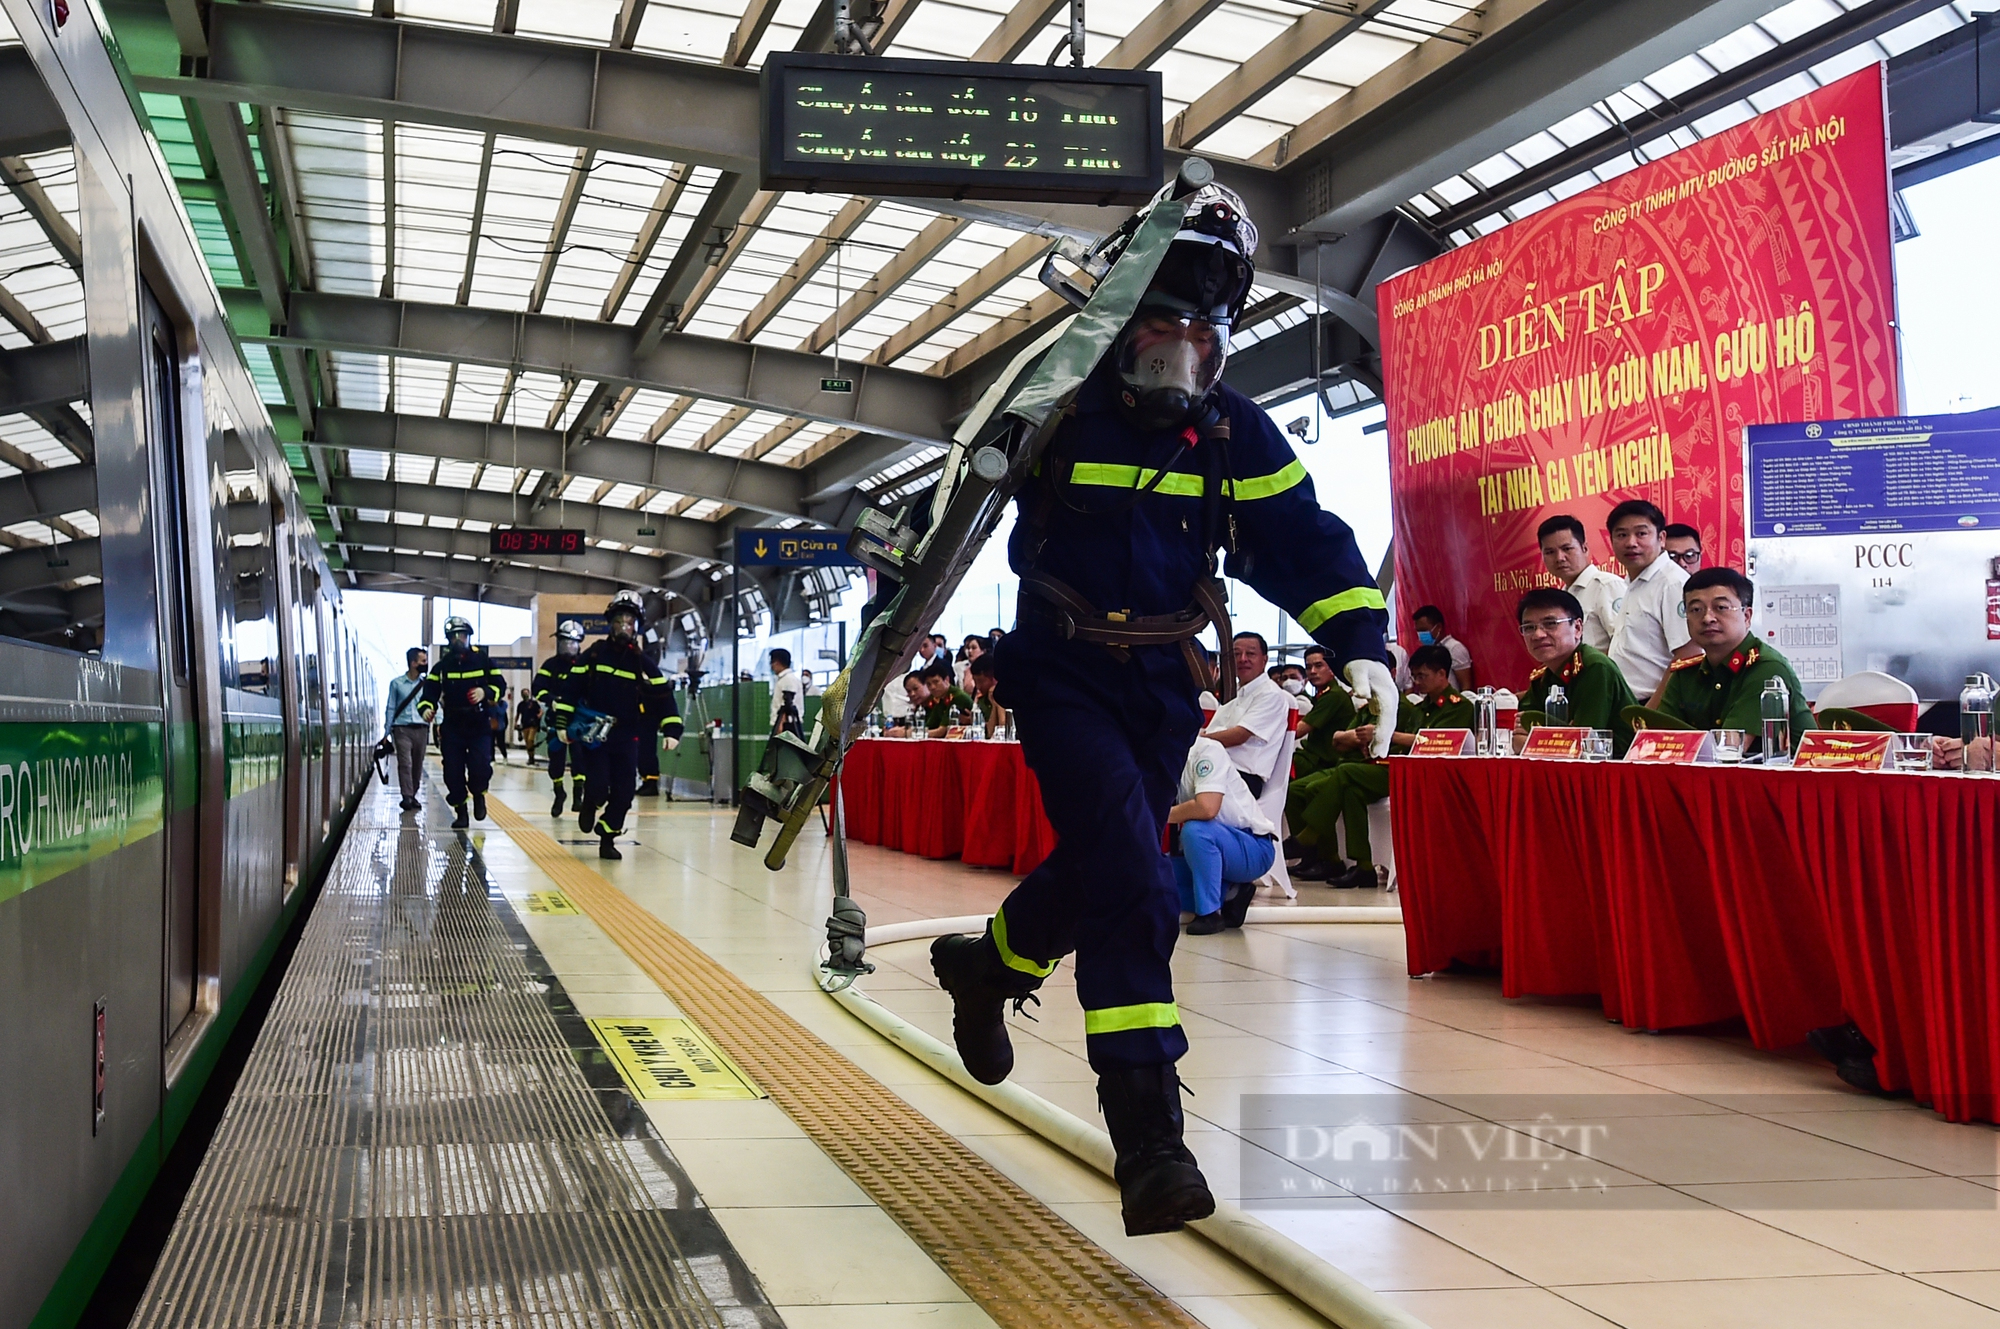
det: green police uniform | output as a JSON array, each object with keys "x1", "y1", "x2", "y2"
[
  {"x1": 1299, "y1": 689, "x2": 1474, "y2": 870},
  {"x1": 1292, "y1": 684, "x2": 1358, "y2": 778},
  {"x1": 1522, "y1": 644, "x2": 1639, "y2": 756},
  {"x1": 1657, "y1": 634, "x2": 1815, "y2": 748},
  {"x1": 924, "y1": 686, "x2": 973, "y2": 729}
]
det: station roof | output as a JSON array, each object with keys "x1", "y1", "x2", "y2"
[{"x1": 6, "y1": 0, "x2": 1993, "y2": 610}]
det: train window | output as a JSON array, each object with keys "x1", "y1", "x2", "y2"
[
  {"x1": 0, "y1": 32, "x2": 104, "y2": 653},
  {"x1": 222, "y1": 433, "x2": 278, "y2": 694}
]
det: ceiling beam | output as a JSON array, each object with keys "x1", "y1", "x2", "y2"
[
  {"x1": 0, "y1": 539, "x2": 100, "y2": 597},
  {"x1": 803, "y1": 213, "x2": 968, "y2": 354},
  {"x1": 1171, "y1": 0, "x2": 1399, "y2": 151},
  {"x1": 970, "y1": 0, "x2": 1068, "y2": 63},
  {"x1": 343, "y1": 552, "x2": 581, "y2": 604},
  {"x1": 1266, "y1": 0, "x2": 1779, "y2": 234},
  {"x1": 0, "y1": 155, "x2": 82, "y2": 270},
  {"x1": 869, "y1": 230, "x2": 1047, "y2": 366},
  {"x1": 0, "y1": 338, "x2": 88, "y2": 416},
  {"x1": 326, "y1": 475, "x2": 729, "y2": 563},
  {"x1": 339, "y1": 519, "x2": 675, "y2": 586},
  {"x1": 311, "y1": 408, "x2": 809, "y2": 517},
  {"x1": 738, "y1": 197, "x2": 876, "y2": 343},
  {"x1": 256, "y1": 291, "x2": 953, "y2": 446},
  {"x1": 1099, "y1": 0, "x2": 1226, "y2": 71}
]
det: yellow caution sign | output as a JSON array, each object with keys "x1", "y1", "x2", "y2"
[
  {"x1": 524, "y1": 891, "x2": 579, "y2": 915},
  {"x1": 588, "y1": 1017, "x2": 763, "y2": 1100}
]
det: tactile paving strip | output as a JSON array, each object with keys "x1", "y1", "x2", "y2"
[
  {"x1": 486, "y1": 796, "x2": 1208, "y2": 1329},
  {"x1": 131, "y1": 792, "x2": 769, "y2": 1328}
]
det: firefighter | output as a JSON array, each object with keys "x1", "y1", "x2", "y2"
[
  {"x1": 563, "y1": 590, "x2": 684, "y2": 859},
  {"x1": 533, "y1": 619, "x2": 587, "y2": 818},
  {"x1": 417, "y1": 616, "x2": 507, "y2": 828},
  {"x1": 929, "y1": 186, "x2": 1397, "y2": 1238}
]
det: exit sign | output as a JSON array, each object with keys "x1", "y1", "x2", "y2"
[{"x1": 821, "y1": 377, "x2": 854, "y2": 394}]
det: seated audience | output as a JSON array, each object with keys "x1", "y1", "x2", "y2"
[
  {"x1": 1203, "y1": 632, "x2": 1293, "y2": 796},
  {"x1": 1663, "y1": 523, "x2": 1703, "y2": 571},
  {"x1": 1285, "y1": 646, "x2": 1376, "y2": 866},
  {"x1": 1607, "y1": 498, "x2": 1697, "y2": 702},
  {"x1": 1411, "y1": 604, "x2": 1474, "y2": 689},
  {"x1": 883, "y1": 673, "x2": 930, "y2": 736},
  {"x1": 1293, "y1": 645, "x2": 1471, "y2": 889},
  {"x1": 1657, "y1": 567, "x2": 1815, "y2": 748},
  {"x1": 967, "y1": 653, "x2": 1006, "y2": 731},
  {"x1": 1169, "y1": 735, "x2": 1278, "y2": 934},
  {"x1": 957, "y1": 634, "x2": 986, "y2": 690},
  {"x1": 1387, "y1": 639, "x2": 1411, "y2": 692},
  {"x1": 1515, "y1": 587, "x2": 1638, "y2": 755},
  {"x1": 921, "y1": 661, "x2": 972, "y2": 737},
  {"x1": 1537, "y1": 514, "x2": 1627, "y2": 652}
]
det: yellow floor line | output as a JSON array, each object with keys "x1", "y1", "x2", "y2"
[{"x1": 485, "y1": 796, "x2": 1206, "y2": 1329}]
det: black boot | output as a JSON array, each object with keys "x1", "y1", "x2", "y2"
[
  {"x1": 450, "y1": 801, "x2": 470, "y2": 829},
  {"x1": 637, "y1": 775, "x2": 660, "y2": 798},
  {"x1": 1808, "y1": 1020, "x2": 1884, "y2": 1093},
  {"x1": 1330, "y1": 863, "x2": 1378, "y2": 890},
  {"x1": 473, "y1": 792, "x2": 487, "y2": 822},
  {"x1": 551, "y1": 785, "x2": 567, "y2": 818},
  {"x1": 930, "y1": 930, "x2": 1044, "y2": 1086},
  {"x1": 1220, "y1": 881, "x2": 1255, "y2": 930},
  {"x1": 1290, "y1": 853, "x2": 1342, "y2": 881},
  {"x1": 1098, "y1": 1065, "x2": 1215, "y2": 1236},
  {"x1": 1186, "y1": 912, "x2": 1225, "y2": 935},
  {"x1": 599, "y1": 833, "x2": 622, "y2": 860},
  {"x1": 578, "y1": 802, "x2": 597, "y2": 835}
]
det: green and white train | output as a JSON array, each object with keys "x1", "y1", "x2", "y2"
[{"x1": 2, "y1": 5, "x2": 378, "y2": 1324}]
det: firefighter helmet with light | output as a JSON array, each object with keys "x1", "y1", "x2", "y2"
[
  {"x1": 606, "y1": 590, "x2": 644, "y2": 639},
  {"x1": 1111, "y1": 185, "x2": 1258, "y2": 432},
  {"x1": 443, "y1": 615, "x2": 474, "y2": 644},
  {"x1": 555, "y1": 619, "x2": 584, "y2": 654}
]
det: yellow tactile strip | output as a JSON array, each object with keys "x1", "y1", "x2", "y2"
[{"x1": 486, "y1": 796, "x2": 1206, "y2": 1329}]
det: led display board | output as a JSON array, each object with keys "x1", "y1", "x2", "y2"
[
  {"x1": 761, "y1": 53, "x2": 1161, "y2": 204},
  {"x1": 490, "y1": 527, "x2": 586, "y2": 555}
]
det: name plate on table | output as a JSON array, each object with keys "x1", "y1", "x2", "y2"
[
  {"x1": 1408, "y1": 729, "x2": 1474, "y2": 756},
  {"x1": 1626, "y1": 730, "x2": 1714, "y2": 764},
  {"x1": 1792, "y1": 731, "x2": 1893, "y2": 770},
  {"x1": 1522, "y1": 726, "x2": 1589, "y2": 760}
]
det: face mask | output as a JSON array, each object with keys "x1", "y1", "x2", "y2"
[
  {"x1": 1416, "y1": 631, "x2": 1435, "y2": 646},
  {"x1": 1113, "y1": 316, "x2": 1228, "y2": 431},
  {"x1": 1281, "y1": 678, "x2": 1305, "y2": 695}
]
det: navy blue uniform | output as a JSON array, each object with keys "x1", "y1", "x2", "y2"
[
  {"x1": 563, "y1": 639, "x2": 684, "y2": 836},
  {"x1": 419, "y1": 646, "x2": 507, "y2": 811},
  {"x1": 533, "y1": 654, "x2": 582, "y2": 793},
  {"x1": 992, "y1": 371, "x2": 1386, "y2": 1071}
]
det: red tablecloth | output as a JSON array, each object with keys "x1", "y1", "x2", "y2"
[
  {"x1": 1391, "y1": 758, "x2": 2000, "y2": 1123},
  {"x1": 839, "y1": 738, "x2": 1056, "y2": 876}
]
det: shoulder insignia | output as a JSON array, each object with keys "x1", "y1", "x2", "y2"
[
  {"x1": 1445, "y1": 693, "x2": 1463, "y2": 705},
  {"x1": 1528, "y1": 664, "x2": 1548, "y2": 683},
  {"x1": 1669, "y1": 656, "x2": 1702, "y2": 672},
  {"x1": 1559, "y1": 649, "x2": 1582, "y2": 683}
]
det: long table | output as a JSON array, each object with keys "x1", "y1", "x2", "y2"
[
  {"x1": 1390, "y1": 758, "x2": 2000, "y2": 1123},
  {"x1": 838, "y1": 737, "x2": 1057, "y2": 875}
]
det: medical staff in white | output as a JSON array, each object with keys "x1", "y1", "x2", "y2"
[{"x1": 1169, "y1": 735, "x2": 1279, "y2": 933}]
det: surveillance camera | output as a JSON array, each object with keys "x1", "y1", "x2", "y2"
[{"x1": 1286, "y1": 417, "x2": 1311, "y2": 442}]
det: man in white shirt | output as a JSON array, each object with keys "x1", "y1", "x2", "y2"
[
  {"x1": 912, "y1": 634, "x2": 949, "y2": 676},
  {"x1": 1169, "y1": 735, "x2": 1278, "y2": 934},
  {"x1": 1537, "y1": 514, "x2": 1627, "y2": 652},
  {"x1": 1605, "y1": 499, "x2": 1698, "y2": 702},
  {"x1": 1203, "y1": 632, "x2": 1294, "y2": 796},
  {"x1": 768, "y1": 647, "x2": 806, "y2": 735},
  {"x1": 1410, "y1": 605, "x2": 1474, "y2": 689}
]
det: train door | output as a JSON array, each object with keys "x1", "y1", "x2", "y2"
[{"x1": 141, "y1": 284, "x2": 206, "y2": 1042}]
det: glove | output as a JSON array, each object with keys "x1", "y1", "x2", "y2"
[
  {"x1": 663, "y1": 736, "x2": 681, "y2": 751},
  {"x1": 1344, "y1": 658, "x2": 1400, "y2": 758}
]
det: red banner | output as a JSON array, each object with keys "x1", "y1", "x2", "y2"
[{"x1": 1377, "y1": 66, "x2": 1899, "y2": 690}]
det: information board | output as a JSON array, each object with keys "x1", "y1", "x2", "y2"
[
  {"x1": 761, "y1": 53, "x2": 1161, "y2": 203},
  {"x1": 1747, "y1": 413, "x2": 2000, "y2": 538},
  {"x1": 490, "y1": 527, "x2": 585, "y2": 555},
  {"x1": 735, "y1": 527, "x2": 863, "y2": 567},
  {"x1": 1376, "y1": 66, "x2": 1898, "y2": 691}
]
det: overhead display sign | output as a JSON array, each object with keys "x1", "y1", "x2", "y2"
[
  {"x1": 1748, "y1": 412, "x2": 2000, "y2": 537},
  {"x1": 761, "y1": 53, "x2": 1162, "y2": 203},
  {"x1": 1376, "y1": 65, "x2": 1899, "y2": 690},
  {"x1": 735, "y1": 528, "x2": 863, "y2": 567},
  {"x1": 490, "y1": 527, "x2": 585, "y2": 555}
]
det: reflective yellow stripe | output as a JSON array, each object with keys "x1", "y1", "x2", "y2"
[
  {"x1": 1083, "y1": 1002, "x2": 1181, "y2": 1036},
  {"x1": 605, "y1": 668, "x2": 639, "y2": 679},
  {"x1": 990, "y1": 907, "x2": 1056, "y2": 978},
  {"x1": 1298, "y1": 586, "x2": 1388, "y2": 631},
  {"x1": 1231, "y1": 459, "x2": 1307, "y2": 501},
  {"x1": 1068, "y1": 462, "x2": 1205, "y2": 498}
]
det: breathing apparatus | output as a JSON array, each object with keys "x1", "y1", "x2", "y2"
[
  {"x1": 443, "y1": 615, "x2": 473, "y2": 650},
  {"x1": 606, "y1": 590, "x2": 644, "y2": 643},
  {"x1": 1110, "y1": 186, "x2": 1257, "y2": 432}
]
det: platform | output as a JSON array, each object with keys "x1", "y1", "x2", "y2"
[{"x1": 132, "y1": 756, "x2": 2000, "y2": 1329}]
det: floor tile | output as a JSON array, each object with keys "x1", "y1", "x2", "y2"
[
  {"x1": 771, "y1": 1305, "x2": 999, "y2": 1329},
  {"x1": 708, "y1": 1206, "x2": 969, "y2": 1305},
  {"x1": 641, "y1": 1098, "x2": 808, "y2": 1140},
  {"x1": 670, "y1": 1137, "x2": 874, "y2": 1207},
  {"x1": 1682, "y1": 1176, "x2": 2000, "y2": 1272},
  {"x1": 1914, "y1": 1272, "x2": 2000, "y2": 1313},
  {"x1": 1560, "y1": 1273, "x2": 2000, "y2": 1329},
  {"x1": 1375, "y1": 1286, "x2": 1621, "y2": 1329},
  {"x1": 1255, "y1": 1201, "x2": 1530, "y2": 1291},
  {"x1": 1500, "y1": 1110, "x2": 1940, "y2": 1186},
  {"x1": 1758, "y1": 1109, "x2": 2000, "y2": 1177}
]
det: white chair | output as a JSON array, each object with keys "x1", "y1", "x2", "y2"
[
  {"x1": 1250, "y1": 713, "x2": 1299, "y2": 900},
  {"x1": 1814, "y1": 670, "x2": 1920, "y2": 731},
  {"x1": 1368, "y1": 799, "x2": 1396, "y2": 891}
]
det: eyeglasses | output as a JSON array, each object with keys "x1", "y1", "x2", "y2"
[
  {"x1": 1518, "y1": 617, "x2": 1581, "y2": 636},
  {"x1": 1666, "y1": 549, "x2": 1701, "y2": 567}
]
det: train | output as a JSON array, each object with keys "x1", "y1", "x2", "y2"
[{"x1": 1, "y1": 6, "x2": 378, "y2": 1325}]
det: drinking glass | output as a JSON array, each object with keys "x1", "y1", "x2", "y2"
[
  {"x1": 1892, "y1": 733, "x2": 1934, "y2": 773},
  {"x1": 1585, "y1": 729, "x2": 1614, "y2": 761},
  {"x1": 1710, "y1": 729, "x2": 1745, "y2": 764}
]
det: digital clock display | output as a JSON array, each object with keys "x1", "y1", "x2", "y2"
[
  {"x1": 490, "y1": 528, "x2": 586, "y2": 556},
  {"x1": 762, "y1": 54, "x2": 1161, "y2": 204}
]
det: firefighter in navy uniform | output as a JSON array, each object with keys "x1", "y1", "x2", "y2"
[
  {"x1": 930, "y1": 188, "x2": 1400, "y2": 1239},
  {"x1": 564, "y1": 591, "x2": 684, "y2": 859},
  {"x1": 533, "y1": 619, "x2": 587, "y2": 818},
  {"x1": 417, "y1": 616, "x2": 508, "y2": 828}
]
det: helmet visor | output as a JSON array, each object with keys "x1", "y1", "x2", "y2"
[
  {"x1": 609, "y1": 610, "x2": 639, "y2": 640},
  {"x1": 1141, "y1": 233, "x2": 1253, "y2": 326},
  {"x1": 1114, "y1": 315, "x2": 1229, "y2": 421}
]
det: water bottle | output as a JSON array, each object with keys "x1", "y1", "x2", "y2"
[
  {"x1": 1472, "y1": 687, "x2": 1497, "y2": 755},
  {"x1": 967, "y1": 711, "x2": 986, "y2": 741},
  {"x1": 1544, "y1": 684, "x2": 1570, "y2": 726},
  {"x1": 1760, "y1": 677, "x2": 1792, "y2": 764},
  {"x1": 1961, "y1": 673, "x2": 1995, "y2": 773}
]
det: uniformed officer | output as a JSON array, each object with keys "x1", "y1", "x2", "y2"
[
  {"x1": 563, "y1": 591, "x2": 684, "y2": 859},
  {"x1": 1294, "y1": 644, "x2": 1472, "y2": 888},
  {"x1": 1657, "y1": 566, "x2": 1815, "y2": 746},
  {"x1": 929, "y1": 186, "x2": 1398, "y2": 1239},
  {"x1": 417, "y1": 616, "x2": 507, "y2": 827},
  {"x1": 533, "y1": 619, "x2": 587, "y2": 818},
  {"x1": 1515, "y1": 587, "x2": 1638, "y2": 755}
]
